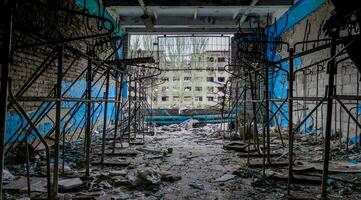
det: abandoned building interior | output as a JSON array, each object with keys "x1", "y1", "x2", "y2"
[{"x1": 1, "y1": 0, "x2": 361, "y2": 199}]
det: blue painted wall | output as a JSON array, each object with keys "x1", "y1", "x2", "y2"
[
  {"x1": 5, "y1": 1, "x2": 126, "y2": 142},
  {"x1": 265, "y1": 0, "x2": 328, "y2": 126}
]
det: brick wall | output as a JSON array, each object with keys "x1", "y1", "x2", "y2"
[{"x1": 0, "y1": 1, "x2": 120, "y2": 142}]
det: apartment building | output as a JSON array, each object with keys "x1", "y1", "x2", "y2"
[{"x1": 152, "y1": 51, "x2": 230, "y2": 109}]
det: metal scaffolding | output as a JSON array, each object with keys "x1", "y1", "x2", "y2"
[
  {"x1": 224, "y1": 13, "x2": 361, "y2": 199},
  {"x1": 0, "y1": 1, "x2": 159, "y2": 199}
]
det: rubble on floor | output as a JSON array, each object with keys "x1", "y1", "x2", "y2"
[{"x1": 3, "y1": 123, "x2": 361, "y2": 199}]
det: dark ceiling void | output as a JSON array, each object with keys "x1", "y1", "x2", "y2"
[{"x1": 104, "y1": 0, "x2": 294, "y2": 7}]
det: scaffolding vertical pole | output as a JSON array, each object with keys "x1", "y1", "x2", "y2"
[
  {"x1": 134, "y1": 79, "x2": 138, "y2": 138},
  {"x1": 101, "y1": 69, "x2": 110, "y2": 168},
  {"x1": 85, "y1": 57, "x2": 92, "y2": 178},
  {"x1": 112, "y1": 73, "x2": 122, "y2": 152},
  {"x1": 53, "y1": 43, "x2": 64, "y2": 198},
  {"x1": 128, "y1": 75, "x2": 132, "y2": 143},
  {"x1": 0, "y1": 2, "x2": 13, "y2": 198},
  {"x1": 321, "y1": 30, "x2": 338, "y2": 198},
  {"x1": 287, "y1": 48, "x2": 294, "y2": 195},
  {"x1": 265, "y1": 65, "x2": 271, "y2": 164}
]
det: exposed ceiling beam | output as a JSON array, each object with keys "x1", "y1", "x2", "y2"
[
  {"x1": 125, "y1": 27, "x2": 256, "y2": 34},
  {"x1": 104, "y1": 0, "x2": 293, "y2": 7},
  {"x1": 137, "y1": 0, "x2": 155, "y2": 31},
  {"x1": 239, "y1": 0, "x2": 259, "y2": 26},
  {"x1": 118, "y1": 16, "x2": 267, "y2": 28}
]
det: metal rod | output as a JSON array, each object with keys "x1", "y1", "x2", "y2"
[
  {"x1": 287, "y1": 48, "x2": 294, "y2": 195},
  {"x1": 101, "y1": 69, "x2": 110, "y2": 168},
  {"x1": 53, "y1": 43, "x2": 64, "y2": 198},
  {"x1": 321, "y1": 30, "x2": 338, "y2": 198},
  {"x1": 85, "y1": 57, "x2": 92, "y2": 178}
]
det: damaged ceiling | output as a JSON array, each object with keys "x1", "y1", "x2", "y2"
[{"x1": 106, "y1": 0, "x2": 293, "y2": 33}]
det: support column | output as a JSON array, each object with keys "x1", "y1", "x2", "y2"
[{"x1": 0, "y1": 2, "x2": 13, "y2": 198}]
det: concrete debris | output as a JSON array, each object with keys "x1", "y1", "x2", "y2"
[
  {"x1": 109, "y1": 170, "x2": 127, "y2": 176},
  {"x1": 58, "y1": 178, "x2": 83, "y2": 190},
  {"x1": 115, "y1": 142, "x2": 130, "y2": 148},
  {"x1": 189, "y1": 180, "x2": 204, "y2": 190},
  {"x1": 214, "y1": 174, "x2": 236, "y2": 182},
  {"x1": 2, "y1": 169, "x2": 15, "y2": 184},
  {"x1": 135, "y1": 168, "x2": 161, "y2": 189},
  {"x1": 5, "y1": 123, "x2": 361, "y2": 199},
  {"x1": 179, "y1": 119, "x2": 199, "y2": 129},
  {"x1": 159, "y1": 171, "x2": 182, "y2": 182}
]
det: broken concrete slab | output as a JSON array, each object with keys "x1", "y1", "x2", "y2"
[
  {"x1": 2, "y1": 169, "x2": 15, "y2": 184},
  {"x1": 136, "y1": 168, "x2": 161, "y2": 188},
  {"x1": 294, "y1": 160, "x2": 361, "y2": 173},
  {"x1": 189, "y1": 180, "x2": 204, "y2": 190},
  {"x1": 58, "y1": 178, "x2": 83, "y2": 190},
  {"x1": 214, "y1": 174, "x2": 236, "y2": 182},
  {"x1": 3, "y1": 176, "x2": 47, "y2": 192},
  {"x1": 159, "y1": 171, "x2": 182, "y2": 182},
  {"x1": 109, "y1": 170, "x2": 127, "y2": 176},
  {"x1": 223, "y1": 142, "x2": 248, "y2": 152},
  {"x1": 91, "y1": 161, "x2": 130, "y2": 167}
]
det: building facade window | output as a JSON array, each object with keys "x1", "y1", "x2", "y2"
[
  {"x1": 173, "y1": 96, "x2": 179, "y2": 101},
  {"x1": 161, "y1": 86, "x2": 169, "y2": 92},
  {"x1": 184, "y1": 77, "x2": 191, "y2": 81},
  {"x1": 173, "y1": 76, "x2": 180, "y2": 81},
  {"x1": 206, "y1": 67, "x2": 214, "y2": 71},
  {"x1": 162, "y1": 77, "x2": 169, "y2": 82},
  {"x1": 195, "y1": 96, "x2": 203, "y2": 101},
  {"x1": 207, "y1": 86, "x2": 214, "y2": 93},
  {"x1": 207, "y1": 57, "x2": 214, "y2": 62},
  {"x1": 218, "y1": 77, "x2": 225, "y2": 82},
  {"x1": 206, "y1": 77, "x2": 214, "y2": 82},
  {"x1": 184, "y1": 96, "x2": 192, "y2": 101},
  {"x1": 161, "y1": 96, "x2": 169, "y2": 101},
  {"x1": 184, "y1": 86, "x2": 192, "y2": 91},
  {"x1": 207, "y1": 96, "x2": 214, "y2": 101},
  {"x1": 218, "y1": 57, "x2": 225, "y2": 62},
  {"x1": 195, "y1": 87, "x2": 202, "y2": 91}
]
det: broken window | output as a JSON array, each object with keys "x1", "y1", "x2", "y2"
[
  {"x1": 195, "y1": 87, "x2": 202, "y2": 91},
  {"x1": 161, "y1": 96, "x2": 169, "y2": 101},
  {"x1": 184, "y1": 86, "x2": 192, "y2": 91},
  {"x1": 184, "y1": 96, "x2": 192, "y2": 101},
  {"x1": 161, "y1": 86, "x2": 169, "y2": 92},
  {"x1": 218, "y1": 57, "x2": 225, "y2": 62}
]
